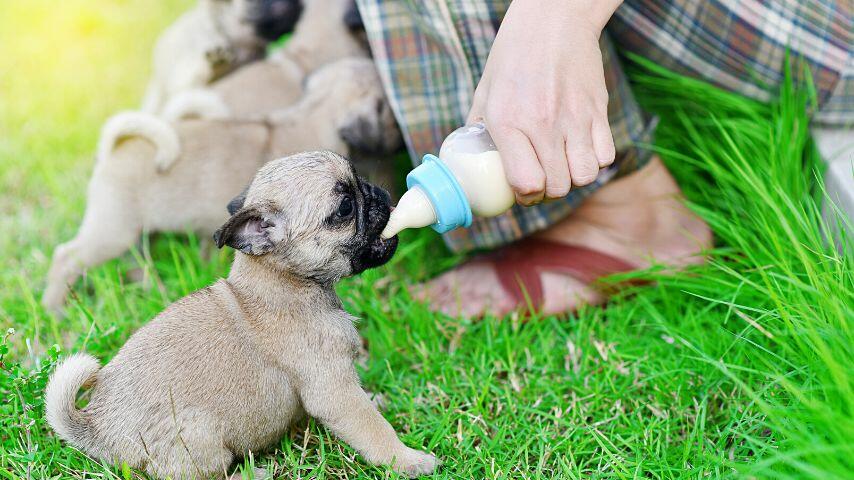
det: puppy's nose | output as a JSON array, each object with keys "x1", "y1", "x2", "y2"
[{"x1": 370, "y1": 184, "x2": 391, "y2": 206}]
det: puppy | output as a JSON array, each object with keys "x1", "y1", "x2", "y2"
[
  {"x1": 45, "y1": 151, "x2": 440, "y2": 479},
  {"x1": 43, "y1": 58, "x2": 400, "y2": 311},
  {"x1": 162, "y1": 0, "x2": 368, "y2": 121},
  {"x1": 141, "y1": 0, "x2": 301, "y2": 115},
  {"x1": 159, "y1": 51, "x2": 306, "y2": 122},
  {"x1": 275, "y1": 0, "x2": 367, "y2": 73}
]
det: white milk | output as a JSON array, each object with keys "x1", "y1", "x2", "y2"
[
  {"x1": 382, "y1": 122, "x2": 515, "y2": 238},
  {"x1": 443, "y1": 150, "x2": 515, "y2": 217}
]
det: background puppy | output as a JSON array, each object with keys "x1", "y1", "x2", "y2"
[
  {"x1": 162, "y1": 0, "x2": 368, "y2": 121},
  {"x1": 274, "y1": 0, "x2": 367, "y2": 73},
  {"x1": 251, "y1": 0, "x2": 304, "y2": 41},
  {"x1": 45, "y1": 151, "x2": 439, "y2": 479},
  {"x1": 43, "y1": 58, "x2": 400, "y2": 311},
  {"x1": 141, "y1": 0, "x2": 301, "y2": 115}
]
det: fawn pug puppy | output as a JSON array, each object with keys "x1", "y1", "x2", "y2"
[
  {"x1": 141, "y1": 0, "x2": 301, "y2": 115},
  {"x1": 43, "y1": 58, "x2": 400, "y2": 311},
  {"x1": 276, "y1": 0, "x2": 367, "y2": 73},
  {"x1": 160, "y1": 55, "x2": 306, "y2": 121},
  {"x1": 162, "y1": 0, "x2": 368, "y2": 121},
  {"x1": 45, "y1": 151, "x2": 440, "y2": 479}
]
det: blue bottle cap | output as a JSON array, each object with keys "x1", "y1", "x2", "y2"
[{"x1": 407, "y1": 154, "x2": 473, "y2": 233}]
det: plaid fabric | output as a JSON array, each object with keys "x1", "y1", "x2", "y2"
[
  {"x1": 356, "y1": 0, "x2": 853, "y2": 253},
  {"x1": 611, "y1": 0, "x2": 853, "y2": 126}
]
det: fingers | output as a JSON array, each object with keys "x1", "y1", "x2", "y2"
[
  {"x1": 489, "y1": 125, "x2": 545, "y2": 205},
  {"x1": 467, "y1": 75, "x2": 490, "y2": 124},
  {"x1": 530, "y1": 132, "x2": 571, "y2": 199},
  {"x1": 591, "y1": 114, "x2": 616, "y2": 167},
  {"x1": 471, "y1": 76, "x2": 615, "y2": 203},
  {"x1": 565, "y1": 117, "x2": 600, "y2": 188}
]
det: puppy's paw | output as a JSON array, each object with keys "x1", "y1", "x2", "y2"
[
  {"x1": 205, "y1": 45, "x2": 236, "y2": 66},
  {"x1": 206, "y1": 46, "x2": 237, "y2": 79},
  {"x1": 41, "y1": 286, "x2": 67, "y2": 314},
  {"x1": 392, "y1": 448, "x2": 440, "y2": 478}
]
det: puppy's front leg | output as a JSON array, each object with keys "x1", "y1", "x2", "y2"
[{"x1": 299, "y1": 367, "x2": 439, "y2": 477}]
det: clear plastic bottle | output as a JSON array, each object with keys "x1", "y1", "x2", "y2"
[{"x1": 382, "y1": 122, "x2": 515, "y2": 238}]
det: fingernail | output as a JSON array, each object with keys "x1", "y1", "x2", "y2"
[{"x1": 517, "y1": 193, "x2": 543, "y2": 206}]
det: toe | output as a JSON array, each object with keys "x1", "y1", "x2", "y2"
[{"x1": 393, "y1": 448, "x2": 440, "y2": 477}]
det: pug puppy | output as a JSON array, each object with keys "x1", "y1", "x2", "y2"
[
  {"x1": 141, "y1": 0, "x2": 301, "y2": 115},
  {"x1": 159, "y1": 52, "x2": 306, "y2": 122},
  {"x1": 42, "y1": 58, "x2": 400, "y2": 311},
  {"x1": 274, "y1": 0, "x2": 367, "y2": 73},
  {"x1": 45, "y1": 151, "x2": 439, "y2": 480},
  {"x1": 162, "y1": 0, "x2": 368, "y2": 122}
]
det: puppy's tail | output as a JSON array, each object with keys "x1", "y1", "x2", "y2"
[
  {"x1": 161, "y1": 88, "x2": 231, "y2": 122},
  {"x1": 45, "y1": 353, "x2": 100, "y2": 449},
  {"x1": 97, "y1": 111, "x2": 181, "y2": 172}
]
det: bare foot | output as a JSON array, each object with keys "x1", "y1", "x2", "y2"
[{"x1": 414, "y1": 157, "x2": 712, "y2": 317}]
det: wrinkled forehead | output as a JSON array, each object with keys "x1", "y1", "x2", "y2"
[{"x1": 245, "y1": 151, "x2": 355, "y2": 211}]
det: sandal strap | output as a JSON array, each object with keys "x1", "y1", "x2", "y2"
[{"x1": 472, "y1": 238, "x2": 637, "y2": 307}]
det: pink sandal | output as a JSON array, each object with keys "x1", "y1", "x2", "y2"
[{"x1": 467, "y1": 237, "x2": 641, "y2": 312}]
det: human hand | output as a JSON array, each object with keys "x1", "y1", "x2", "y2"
[{"x1": 469, "y1": 0, "x2": 622, "y2": 205}]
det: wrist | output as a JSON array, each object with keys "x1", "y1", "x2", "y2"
[{"x1": 565, "y1": 0, "x2": 622, "y2": 32}]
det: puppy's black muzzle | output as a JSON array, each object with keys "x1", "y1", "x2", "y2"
[
  {"x1": 349, "y1": 179, "x2": 397, "y2": 275},
  {"x1": 251, "y1": 0, "x2": 303, "y2": 41}
]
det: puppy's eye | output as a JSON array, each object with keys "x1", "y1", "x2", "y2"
[{"x1": 337, "y1": 195, "x2": 354, "y2": 218}]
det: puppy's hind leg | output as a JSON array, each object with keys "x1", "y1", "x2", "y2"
[
  {"x1": 42, "y1": 184, "x2": 141, "y2": 312},
  {"x1": 145, "y1": 415, "x2": 238, "y2": 480}
]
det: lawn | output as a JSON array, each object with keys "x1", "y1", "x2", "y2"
[{"x1": 1, "y1": 1, "x2": 851, "y2": 479}]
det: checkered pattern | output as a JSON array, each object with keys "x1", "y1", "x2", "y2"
[
  {"x1": 356, "y1": 0, "x2": 852, "y2": 253},
  {"x1": 610, "y1": 0, "x2": 853, "y2": 125}
]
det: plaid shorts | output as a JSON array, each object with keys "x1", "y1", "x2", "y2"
[{"x1": 355, "y1": 0, "x2": 853, "y2": 253}]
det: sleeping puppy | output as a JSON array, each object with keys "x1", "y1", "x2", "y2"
[
  {"x1": 45, "y1": 151, "x2": 440, "y2": 479},
  {"x1": 275, "y1": 0, "x2": 367, "y2": 73},
  {"x1": 43, "y1": 58, "x2": 400, "y2": 311},
  {"x1": 159, "y1": 49, "x2": 307, "y2": 121},
  {"x1": 141, "y1": 0, "x2": 301, "y2": 115},
  {"x1": 162, "y1": 0, "x2": 368, "y2": 121}
]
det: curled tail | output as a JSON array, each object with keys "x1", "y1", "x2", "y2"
[
  {"x1": 161, "y1": 88, "x2": 231, "y2": 122},
  {"x1": 97, "y1": 111, "x2": 181, "y2": 172},
  {"x1": 45, "y1": 353, "x2": 100, "y2": 449}
]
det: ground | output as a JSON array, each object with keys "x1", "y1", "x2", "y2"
[{"x1": 1, "y1": 1, "x2": 851, "y2": 479}]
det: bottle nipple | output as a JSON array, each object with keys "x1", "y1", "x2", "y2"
[{"x1": 381, "y1": 186, "x2": 437, "y2": 238}]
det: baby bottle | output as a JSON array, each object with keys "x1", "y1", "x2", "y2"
[{"x1": 381, "y1": 122, "x2": 515, "y2": 238}]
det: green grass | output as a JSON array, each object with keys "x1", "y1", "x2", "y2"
[{"x1": 1, "y1": 1, "x2": 851, "y2": 479}]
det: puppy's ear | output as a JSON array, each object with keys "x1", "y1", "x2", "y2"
[
  {"x1": 226, "y1": 185, "x2": 250, "y2": 215},
  {"x1": 213, "y1": 207, "x2": 278, "y2": 255}
]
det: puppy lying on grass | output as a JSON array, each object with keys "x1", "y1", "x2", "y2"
[
  {"x1": 141, "y1": 0, "x2": 301, "y2": 115},
  {"x1": 43, "y1": 58, "x2": 400, "y2": 311},
  {"x1": 45, "y1": 151, "x2": 439, "y2": 479},
  {"x1": 161, "y1": 0, "x2": 368, "y2": 121}
]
